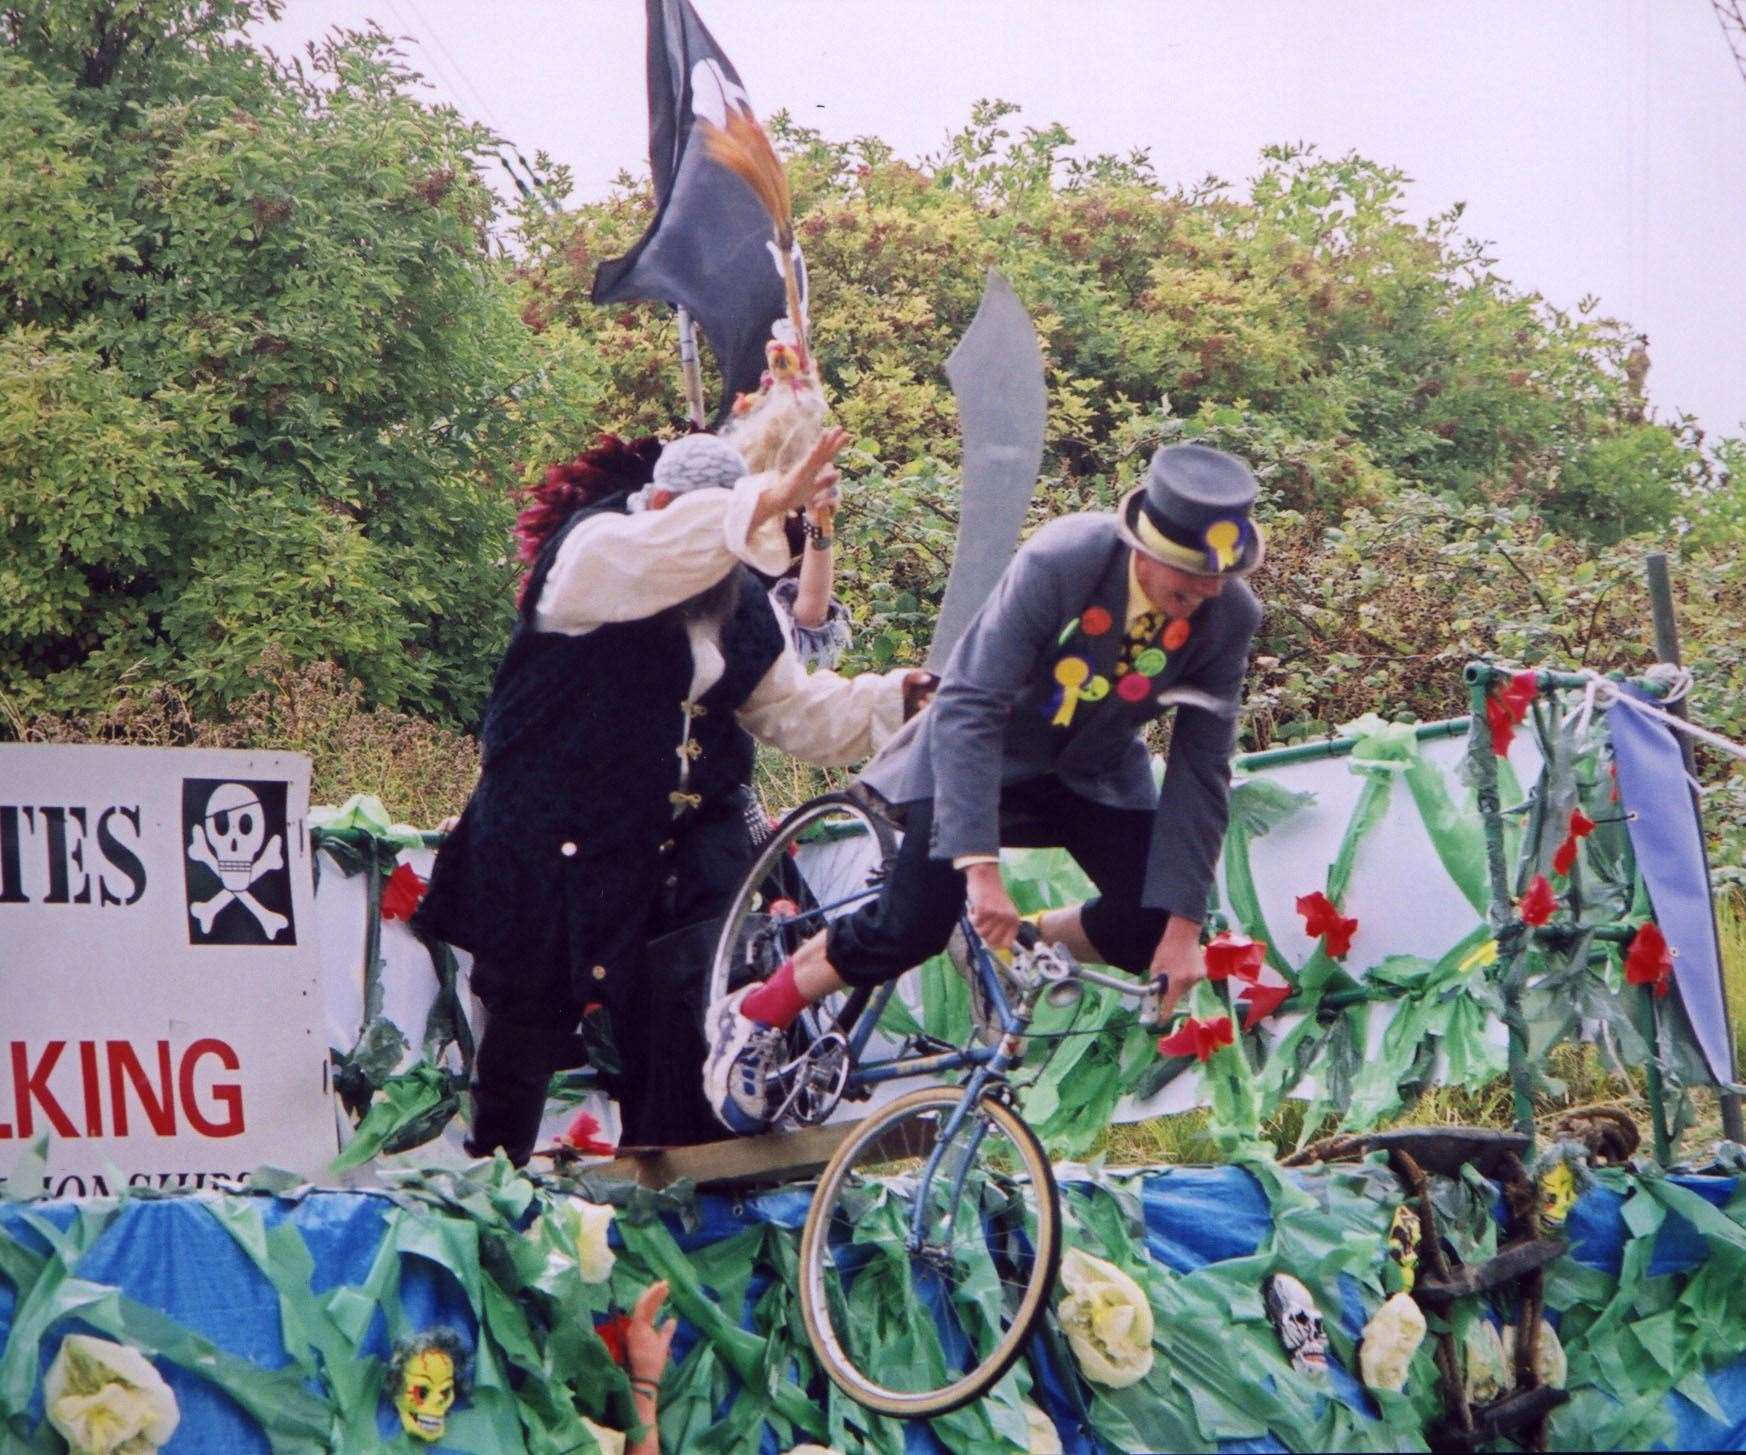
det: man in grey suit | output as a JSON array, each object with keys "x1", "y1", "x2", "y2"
[{"x1": 704, "y1": 443, "x2": 1265, "y2": 1134}]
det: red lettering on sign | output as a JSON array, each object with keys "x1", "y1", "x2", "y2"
[
  {"x1": 179, "y1": 1038, "x2": 244, "y2": 1138},
  {"x1": 11, "y1": 1041, "x2": 77, "y2": 1138},
  {"x1": 108, "y1": 1041, "x2": 177, "y2": 1137},
  {"x1": 78, "y1": 1040, "x2": 102, "y2": 1137}
]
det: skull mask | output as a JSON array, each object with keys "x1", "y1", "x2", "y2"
[
  {"x1": 1264, "y1": 1272, "x2": 1329, "y2": 1376},
  {"x1": 389, "y1": 1334, "x2": 468, "y2": 1443},
  {"x1": 202, "y1": 783, "x2": 265, "y2": 890},
  {"x1": 1540, "y1": 1162, "x2": 1578, "y2": 1227},
  {"x1": 1388, "y1": 1203, "x2": 1422, "y2": 1294}
]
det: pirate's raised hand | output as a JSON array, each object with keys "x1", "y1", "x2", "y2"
[{"x1": 756, "y1": 426, "x2": 851, "y2": 527}]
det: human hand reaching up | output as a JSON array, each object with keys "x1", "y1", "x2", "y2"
[
  {"x1": 625, "y1": 1280, "x2": 677, "y2": 1385},
  {"x1": 624, "y1": 1280, "x2": 676, "y2": 1454},
  {"x1": 756, "y1": 427, "x2": 850, "y2": 527}
]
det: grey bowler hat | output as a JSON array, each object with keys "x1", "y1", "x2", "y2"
[{"x1": 1115, "y1": 443, "x2": 1265, "y2": 577}]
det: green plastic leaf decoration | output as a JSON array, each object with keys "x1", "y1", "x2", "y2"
[{"x1": 330, "y1": 1062, "x2": 457, "y2": 1171}]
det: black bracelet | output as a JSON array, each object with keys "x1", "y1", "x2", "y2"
[{"x1": 802, "y1": 519, "x2": 833, "y2": 548}]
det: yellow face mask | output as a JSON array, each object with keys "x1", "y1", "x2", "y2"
[
  {"x1": 1387, "y1": 1203, "x2": 1422, "y2": 1294},
  {"x1": 395, "y1": 1348, "x2": 457, "y2": 1442},
  {"x1": 1541, "y1": 1162, "x2": 1579, "y2": 1227}
]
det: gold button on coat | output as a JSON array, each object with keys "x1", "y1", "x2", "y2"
[{"x1": 591, "y1": 964, "x2": 608, "y2": 981}]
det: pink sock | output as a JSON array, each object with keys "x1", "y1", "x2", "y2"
[{"x1": 741, "y1": 960, "x2": 808, "y2": 1029}]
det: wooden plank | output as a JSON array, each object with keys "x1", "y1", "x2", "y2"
[
  {"x1": 1416, "y1": 1237, "x2": 1567, "y2": 1305},
  {"x1": 554, "y1": 1121, "x2": 860, "y2": 1190}
]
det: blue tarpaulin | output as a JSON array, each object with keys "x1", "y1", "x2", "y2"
[{"x1": 5, "y1": 1166, "x2": 1746, "y2": 1452}]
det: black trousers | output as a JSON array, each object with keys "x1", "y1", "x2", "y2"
[
  {"x1": 465, "y1": 788, "x2": 763, "y2": 1164},
  {"x1": 825, "y1": 775, "x2": 1171, "y2": 987}
]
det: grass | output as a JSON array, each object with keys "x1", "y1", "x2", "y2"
[{"x1": 1721, "y1": 891, "x2": 1746, "y2": 1074}]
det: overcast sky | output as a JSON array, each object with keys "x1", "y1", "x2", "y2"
[{"x1": 253, "y1": 0, "x2": 1746, "y2": 444}]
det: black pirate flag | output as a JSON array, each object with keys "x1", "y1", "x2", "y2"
[{"x1": 591, "y1": 0, "x2": 804, "y2": 416}]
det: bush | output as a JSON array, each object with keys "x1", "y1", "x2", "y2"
[
  {"x1": 8, "y1": 649, "x2": 479, "y2": 826},
  {"x1": 1, "y1": 3, "x2": 533, "y2": 725}
]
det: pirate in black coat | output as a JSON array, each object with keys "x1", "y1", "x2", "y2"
[{"x1": 417, "y1": 427, "x2": 907, "y2": 1160}]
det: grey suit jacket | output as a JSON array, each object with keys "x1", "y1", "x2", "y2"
[{"x1": 860, "y1": 512, "x2": 1262, "y2": 919}]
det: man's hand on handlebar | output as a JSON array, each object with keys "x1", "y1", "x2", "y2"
[
  {"x1": 965, "y1": 861, "x2": 1020, "y2": 952},
  {"x1": 1148, "y1": 916, "x2": 1207, "y2": 1020}
]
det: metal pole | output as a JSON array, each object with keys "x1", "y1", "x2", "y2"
[
  {"x1": 676, "y1": 307, "x2": 706, "y2": 429},
  {"x1": 1644, "y1": 553, "x2": 1745, "y2": 1142},
  {"x1": 1469, "y1": 677, "x2": 1537, "y2": 1143}
]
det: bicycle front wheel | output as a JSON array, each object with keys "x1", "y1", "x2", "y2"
[{"x1": 799, "y1": 1086, "x2": 1061, "y2": 1418}]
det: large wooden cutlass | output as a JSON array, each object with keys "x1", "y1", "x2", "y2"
[{"x1": 926, "y1": 270, "x2": 1049, "y2": 670}]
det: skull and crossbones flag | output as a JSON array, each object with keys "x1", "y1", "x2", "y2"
[{"x1": 591, "y1": 0, "x2": 804, "y2": 417}]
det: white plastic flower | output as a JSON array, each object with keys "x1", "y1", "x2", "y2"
[
  {"x1": 1502, "y1": 1319, "x2": 1568, "y2": 1390},
  {"x1": 1462, "y1": 1318, "x2": 1513, "y2": 1404},
  {"x1": 563, "y1": 1197, "x2": 617, "y2": 1284},
  {"x1": 581, "y1": 1415, "x2": 626, "y2": 1455},
  {"x1": 1057, "y1": 1247, "x2": 1156, "y2": 1389},
  {"x1": 1022, "y1": 1398, "x2": 1065, "y2": 1454},
  {"x1": 1359, "y1": 1292, "x2": 1426, "y2": 1393},
  {"x1": 44, "y1": 1335, "x2": 180, "y2": 1455}
]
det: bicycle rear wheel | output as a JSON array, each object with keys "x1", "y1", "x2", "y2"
[
  {"x1": 798, "y1": 1085, "x2": 1061, "y2": 1418},
  {"x1": 707, "y1": 790, "x2": 895, "y2": 1026}
]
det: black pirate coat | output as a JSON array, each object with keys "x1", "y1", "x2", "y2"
[{"x1": 415, "y1": 494, "x2": 786, "y2": 1027}]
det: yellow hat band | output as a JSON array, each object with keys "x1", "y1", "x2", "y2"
[{"x1": 1132, "y1": 509, "x2": 1218, "y2": 571}]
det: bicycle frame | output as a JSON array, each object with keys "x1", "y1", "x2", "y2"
[
  {"x1": 771, "y1": 842, "x2": 1152, "y2": 1257},
  {"x1": 805, "y1": 911, "x2": 1032, "y2": 1254}
]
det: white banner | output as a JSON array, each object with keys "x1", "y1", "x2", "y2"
[{"x1": 0, "y1": 746, "x2": 334, "y2": 1196}]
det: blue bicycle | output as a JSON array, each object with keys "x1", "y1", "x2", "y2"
[{"x1": 706, "y1": 791, "x2": 1156, "y2": 1417}]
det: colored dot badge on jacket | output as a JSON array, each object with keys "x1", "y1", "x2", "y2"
[
  {"x1": 1051, "y1": 657, "x2": 1089, "y2": 726},
  {"x1": 1048, "y1": 655, "x2": 1112, "y2": 726}
]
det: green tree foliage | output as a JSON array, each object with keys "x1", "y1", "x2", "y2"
[
  {"x1": 9, "y1": 26, "x2": 1743, "y2": 867},
  {"x1": 0, "y1": 1, "x2": 545, "y2": 722},
  {"x1": 512, "y1": 102, "x2": 1744, "y2": 862}
]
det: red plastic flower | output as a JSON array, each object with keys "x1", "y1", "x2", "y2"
[
  {"x1": 1552, "y1": 807, "x2": 1597, "y2": 876},
  {"x1": 1296, "y1": 892, "x2": 1335, "y2": 932},
  {"x1": 1519, "y1": 873, "x2": 1558, "y2": 926},
  {"x1": 1485, "y1": 693, "x2": 1518, "y2": 758},
  {"x1": 1624, "y1": 922, "x2": 1673, "y2": 999},
  {"x1": 1322, "y1": 915, "x2": 1358, "y2": 960},
  {"x1": 380, "y1": 862, "x2": 427, "y2": 922},
  {"x1": 1486, "y1": 670, "x2": 1539, "y2": 757},
  {"x1": 1237, "y1": 981, "x2": 1292, "y2": 1031},
  {"x1": 1504, "y1": 670, "x2": 1539, "y2": 717},
  {"x1": 594, "y1": 1314, "x2": 631, "y2": 1366},
  {"x1": 559, "y1": 1111, "x2": 616, "y2": 1157},
  {"x1": 1295, "y1": 891, "x2": 1358, "y2": 961},
  {"x1": 1203, "y1": 933, "x2": 1267, "y2": 983},
  {"x1": 1156, "y1": 1015, "x2": 1235, "y2": 1062}
]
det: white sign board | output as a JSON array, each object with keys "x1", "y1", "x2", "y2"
[{"x1": 0, "y1": 746, "x2": 333, "y2": 1196}]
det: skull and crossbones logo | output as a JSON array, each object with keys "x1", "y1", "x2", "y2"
[{"x1": 187, "y1": 783, "x2": 288, "y2": 939}]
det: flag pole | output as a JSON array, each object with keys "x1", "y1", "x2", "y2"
[{"x1": 676, "y1": 307, "x2": 707, "y2": 428}]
